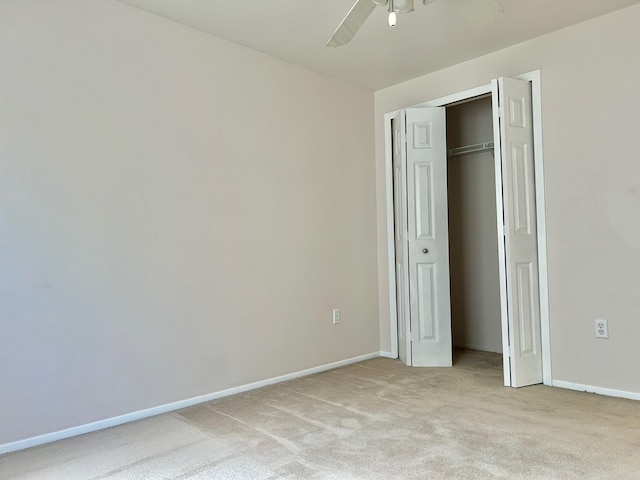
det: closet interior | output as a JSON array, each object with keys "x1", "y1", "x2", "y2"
[{"x1": 446, "y1": 96, "x2": 503, "y2": 356}]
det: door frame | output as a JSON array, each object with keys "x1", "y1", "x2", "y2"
[{"x1": 384, "y1": 70, "x2": 552, "y2": 386}]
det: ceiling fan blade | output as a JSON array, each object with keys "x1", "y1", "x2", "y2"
[
  {"x1": 326, "y1": 0, "x2": 378, "y2": 48},
  {"x1": 443, "y1": 0, "x2": 504, "y2": 27}
]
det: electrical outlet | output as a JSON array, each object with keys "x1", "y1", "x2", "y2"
[
  {"x1": 332, "y1": 308, "x2": 341, "y2": 325},
  {"x1": 595, "y1": 319, "x2": 608, "y2": 339}
]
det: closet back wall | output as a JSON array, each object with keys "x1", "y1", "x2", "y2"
[{"x1": 446, "y1": 98, "x2": 502, "y2": 354}]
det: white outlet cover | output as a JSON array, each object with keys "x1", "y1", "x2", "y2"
[{"x1": 595, "y1": 319, "x2": 608, "y2": 339}]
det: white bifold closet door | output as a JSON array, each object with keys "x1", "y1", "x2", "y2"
[
  {"x1": 392, "y1": 113, "x2": 411, "y2": 366},
  {"x1": 404, "y1": 107, "x2": 452, "y2": 367},
  {"x1": 493, "y1": 77, "x2": 543, "y2": 387}
]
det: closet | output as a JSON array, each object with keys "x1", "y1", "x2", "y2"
[
  {"x1": 388, "y1": 75, "x2": 546, "y2": 386},
  {"x1": 446, "y1": 96, "x2": 502, "y2": 355}
]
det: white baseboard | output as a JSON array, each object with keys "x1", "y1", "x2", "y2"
[
  {"x1": 380, "y1": 351, "x2": 395, "y2": 359},
  {"x1": 0, "y1": 351, "x2": 382, "y2": 456},
  {"x1": 553, "y1": 380, "x2": 640, "y2": 402}
]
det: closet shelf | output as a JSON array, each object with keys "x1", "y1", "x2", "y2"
[{"x1": 448, "y1": 142, "x2": 494, "y2": 158}]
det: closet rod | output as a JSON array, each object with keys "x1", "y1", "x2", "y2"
[{"x1": 448, "y1": 142, "x2": 494, "y2": 158}]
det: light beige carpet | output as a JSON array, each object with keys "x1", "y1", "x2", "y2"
[{"x1": 2, "y1": 349, "x2": 640, "y2": 479}]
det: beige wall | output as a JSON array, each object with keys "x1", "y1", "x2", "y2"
[
  {"x1": 0, "y1": 0, "x2": 378, "y2": 445},
  {"x1": 376, "y1": 5, "x2": 640, "y2": 393}
]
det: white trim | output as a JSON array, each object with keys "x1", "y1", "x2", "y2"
[
  {"x1": 380, "y1": 350, "x2": 395, "y2": 359},
  {"x1": 384, "y1": 110, "x2": 401, "y2": 360},
  {"x1": 415, "y1": 84, "x2": 492, "y2": 108},
  {"x1": 0, "y1": 351, "x2": 382, "y2": 455},
  {"x1": 553, "y1": 381, "x2": 640, "y2": 402}
]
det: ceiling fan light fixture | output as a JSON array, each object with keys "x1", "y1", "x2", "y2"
[
  {"x1": 388, "y1": 10, "x2": 397, "y2": 27},
  {"x1": 327, "y1": 0, "x2": 505, "y2": 48},
  {"x1": 388, "y1": 0, "x2": 412, "y2": 26}
]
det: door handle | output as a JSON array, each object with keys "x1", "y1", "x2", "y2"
[{"x1": 422, "y1": 248, "x2": 429, "y2": 254}]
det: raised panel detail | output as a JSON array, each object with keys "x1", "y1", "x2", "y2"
[
  {"x1": 416, "y1": 263, "x2": 437, "y2": 341},
  {"x1": 414, "y1": 163, "x2": 435, "y2": 239},
  {"x1": 511, "y1": 144, "x2": 531, "y2": 235},
  {"x1": 508, "y1": 96, "x2": 527, "y2": 128},
  {"x1": 516, "y1": 262, "x2": 536, "y2": 356},
  {"x1": 413, "y1": 121, "x2": 432, "y2": 149}
]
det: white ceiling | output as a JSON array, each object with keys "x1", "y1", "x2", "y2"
[{"x1": 117, "y1": 0, "x2": 640, "y2": 90}]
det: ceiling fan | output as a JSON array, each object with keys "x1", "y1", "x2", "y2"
[{"x1": 327, "y1": 0, "x2": 504, "y2": 47}]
